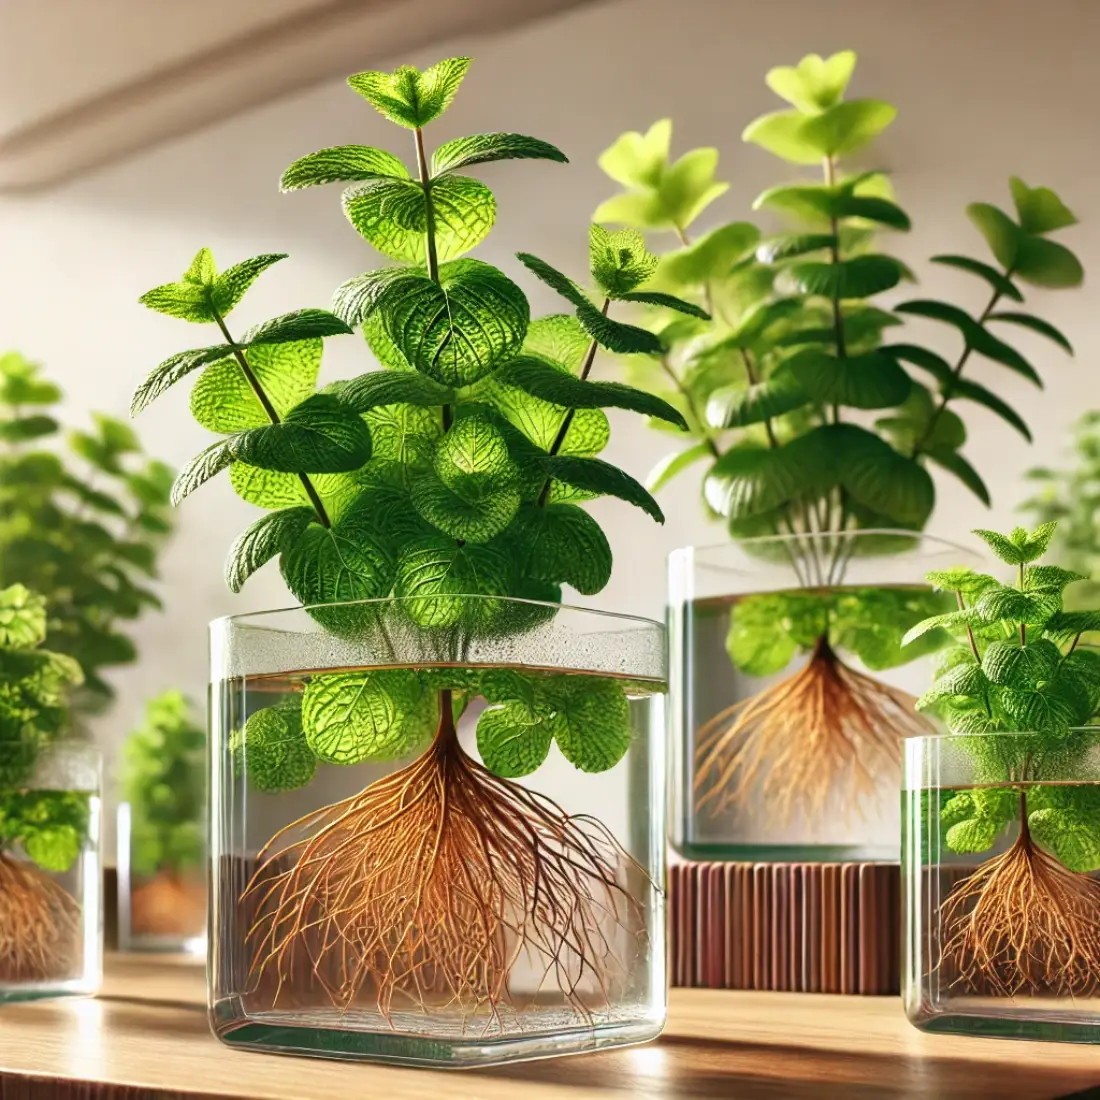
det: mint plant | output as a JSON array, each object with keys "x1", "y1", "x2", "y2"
[
  {"x1": 0, "y1": 352, "x2": 174, "y2": 720},
  {"x1": 595, "y1": 49, "x2": 1082, "y2": 832},
  {"x1": 134, "y1": 56, "x2": 680, "y2": 1022},
  {"x1": 0, "y1": 584, "x2": 89, "y2": 982},
  {"x1": 905, "y1": 524, "x2": 1100, "y2": 995}
]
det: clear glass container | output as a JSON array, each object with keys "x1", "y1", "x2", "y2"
[
  {"x1": 669, "y1": 531, "x2": 982, "y2": 861},
  {"x1": 904, "y1": 731, "x2": 1100, "y2": 1042},
  {"x1": 208, "y1": 596, "x2": 666, "y2": 1067},
  {"x1": 116, "y1": 801, "x2": 206, "y2": 955},
  {"x1": 0, "y1": 741, "x2": 102, "y2": 1001}
]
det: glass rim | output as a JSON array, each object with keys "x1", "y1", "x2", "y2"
[
  {"x1": 671, "y1": 527, "x2": 977, "y2": 559},
  {"x1": 210, "y1": 593, "x2": 664, "y2": 633},
  {"x1": 909, "y1": 728, "x2": 1100, "y2": 745}
]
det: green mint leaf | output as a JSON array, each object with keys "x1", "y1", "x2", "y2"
[
  {"x1": 999, "y1": 682, "x2": 1078, "y2": 735},
  {"x1": 331, "y1": 267, "x2": 427, "y2": 327},
  {"x1": 235, "y1": 702, "x2": 315, "y2": 793},
  {"x1": 917, "y1": 659, "x2": 987, "y2": 710},
  {"x1": 942, "y1": 787, "x2": 1017, "y2": 854},
  {"x1": 743, "y1": 100, "x2": 896, "y2": 165},
  {"x1": 924, "y1": 567, "x2": 998, "y2": 599},
  {"x1": 171, "y1": 438, "x2": 236, "y2": 504},
  {"x1": 831, "y1": 425, "x2": 934, "y2": 528},
  {"x1": 541, "y1": 677, "x2": 631, "y2": 773},
  {"x1": 943, "y1": 377, "x2": 1031, "y2": 442},
  {"x1": 765, "y1": 50, "x2": 856, "y2": 113},
  {"x1": 576, "y1": 301, "x2": 663, "y2": 355},
  {"x1": 1043, "y1": 610, "x2": 1100, "y2": 642},
  {"x1": 302, "y1": 670, "x2": 436, "y2": 764},
  {"x1": 973, "y1": 523, "x2": 1057, "y2": 565},
  {"x1": 184, "y1": 247, "x2": 216, "y2": 286},
  {"x1": 657, "y1": 222, "x2": 760, "y2": 287},
  {"x1": 786, "y1": 347, "x2": 911, "y2": 410},
  {"x1": 243, "y1": 309, "x2": 352, "y2": 345},
  {"x1": 191, "y1": 340, "x2": 321, "y2": 433},
  {"x1": 542, "y1": 456, "x2": 664, "y2": 522},
  {"x1": 0, "y1": 352, "x2": 62, "y2": 406},
  {"x1": 347, "y1": 57, "x2": 471, "y2": 129},
  {"x1": 431, "y1": 132, "x2": 567, "y2": 175},
  {"x1": 706, "y1": 375, "x2": 809, "y2": 431},
  {"x1": 475, "y1": 700, "x2": 553, "y2": 778},
  {"x1": 280, "y1": 145, "x2": 408, "y2": 191},
  {"x1": 0, "y1": 585, "x2": 48, "y2": 649},
  {"x1": 982, "y1": 638, "x2": 1061, "y2": 688},
  {"x1": 230, "y1": 463, "x2": 357, "y2": 518},
  {"x1": 211, "y1": 253, "x2": 288, "y2": 317},
  {"x1": 973, "y1": 585, "x2": 1057, "y2": 628},
  {"x1": 280, "y1": 511, "x2": 394, "y2": 611},
  {"x1": 139, "y1": 280, "x2": 213, "y2": 323},
  {"x1": 901, "y1": 608, "x2": 983, "y2": 649},
  {"x1": 589, "y1": 225, "x2": 657, "y2": 297},
  {"x1": 411, "y1": 472, "x2": 520, "y2": 543},
  {"x1": 340, "y1": 371, "x2": 455, "y2": 412},
  {"x1": 1025, "y1": 565, "x2": 1086, "y2": 594},
  {"x1": 394, "y1": 537, "x2": 513, "y2": 628},
  {"x1": 508, "y1": 502, "x2": 612, "y2": 596},
  {"x1": 929, "y1": 255, "x2": 1023, "y2": 302},
  {"x1": 515, "y1": 252, "x2": 591, "y2": 310},
  {"x1": 597, "y1": 118, "x2": 670, "y2": 190},
  {"x1": 130, "y1": 345, "x2": 233, "y2": 417},
  {"x1": 23, "y1": 823, "x2": 83, "y2": 874},
  {"x1": 0, "y1": 415, "x2": 59, "y2": 444},
  {"x1": 362, "y1": 403, "x2": 441, "y2": 472},
  {"x1": 225, "y1": 506, "x2": 315, "y2": 593},
  {"x1": 645, "y1": 442, "x2": 712, "y2": 493},
  {"x1": 233, "y1": 394, "x2": 372, "y2": 474},
  {"x1": 496, "y1": 356, "x2": 687, "y2": 428},
  {"x1": 987, "y1": 311, "x2": 1073, "y2": 355},
  {"x1": 615, "y1": 290, "x2": 710, "y2": 319},
  {"x1": 1009, "y1": 177, "x2": 1078, "y2": 235},
  {"x1": 344, "y1": 175, "x2": 496, "y2": 263},
  {"x1": 925, "y1": 447, "x2": 991, "y2": 508},
  {"x1": 1030, "y1": 802, "x2": 1100, "y2": 873},
  {"x1": 726, "y1": 593, "x2": 800, "y2": 677},
  {"x1": 380, "y1": 260, "x2": 529, "y2": 386},
  {"x1": 786, "y1": 255, "x2": 904, "y2": 299}
]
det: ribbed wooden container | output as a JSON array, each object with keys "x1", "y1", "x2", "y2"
[{"x1": 670, "y1": 861, "x2": 901, "y2": 995}]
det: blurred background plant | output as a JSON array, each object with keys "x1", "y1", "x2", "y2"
[{"x1": 0, "y1": 352, "x2": 175, "y2": 725}]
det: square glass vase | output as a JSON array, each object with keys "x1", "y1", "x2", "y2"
[
  {"x1": 116, "y1": 802, "x2": 206, "y2": 955},
  {"x1": 208, "y1": 595, "x2": 667, "y2": 1067},
  {"x1": 668, "y1": 531, "x2": 981, "y2": 862},
  {"x1": 904, "y1": 731, "x2": 1100, "y2": 1042},
  {"x1": 0, "y1": 741, "x2": 103, "y2": 1001}
]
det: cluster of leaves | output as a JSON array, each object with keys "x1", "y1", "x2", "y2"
[
  {"x1": 0, "y1": 584, "x2": 88, "y2": 873},
  {"x1": 905, "y1": 523, "x2": 1100, "y2": 870},
  {"x1": 1020, "y1": 411, "x2": 1100, "y2": 608},
  {"x1": 595, "y1": 50, "x2": 1081, "y2": 548},
  {"x1": 120, "y1": 690, "x2": 204, "y2": 877},
  {"x1": 727, "y1": 585, "x2": 952, "y2": 677},
  {"x1": 0, "y1": 352, "x2": 174, "y2": 719},
  {"x1": 135, "y1": 57, "x2": 678, "y2": 790}
]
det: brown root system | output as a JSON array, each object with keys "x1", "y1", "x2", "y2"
[
  {"x1": 132, "y1": 872, "x2": 206, "y2": 938},
  {"x1": 0, "y1": 853, "x2": 80, "y2": 983},
  {"x1": 940, "y1": 812, "x2": 1100, "y2": 997},
  {"x1": 244, "y1": 703, "x2": 646, "y2": 1022},
  {"x1": 694, "y1": 636, "x2": 931, "y2": 825}
]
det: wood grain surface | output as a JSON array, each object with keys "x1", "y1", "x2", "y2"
[{"x1": 0, "y1": 954, "x2": 1096, "y2": 1099}]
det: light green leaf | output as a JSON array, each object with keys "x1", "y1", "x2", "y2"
[
  {"x1": 1030, "y1": 803, "x2": 1100, "y2": 872},
  {"x1": 130, "y1": 345, "x2": 232, "y2": 415},
  {"x1": 24, "y1": 825, "x2": 82, "y2": 874},
  {"x1": 589, "y1": 224, "x2": 657, "y2": 296},
  {"x1": 347, "y1": 57, "x2": 471, "y2": 129},
  {"x1": 982, "y1": 637, "x2": 1060, "y2": 688},
  {"x1": 967, "y1": 202, "x2": 1019, "y2": 268},
  {"x1": 243, "y1": 309, "x2": 352, "y2": 345},
  {"x1": 233, "y1": 393, "x2": 371, "y2": 473},
  {"x1": 787, "y1": 347, "x2": 911, "y2": 410},
  {"x1": 340, "y1": 371, "x2": 455, "y2": 412},
  {"x1": 331, "y1": 266, "x2": 427, "y2": 327},
  {"x1": 229, "y1": 464, "x2": 358, "y2": 518},
  {"x1": 944, "y1": 788, "x2": 1017, "y2": 854},
  {"x1": 280, "y1": 145, "x2": 408, "y2": 190},
  {"x1": 785, "y1": 255, "x2": 903, "y2": 298},
  {"x1": 302, "y1": 670, "x2": 435, "y2": 764},
  {"x1": 576, "y1": 301, "x2": 663, "y2": 354},
  {"x1": 211, "y1": 254, "x2": 288, "y2": 317},
  {"x1": 382, "y1": 260, "x2": 529, "y2": 385},
  {"x1": 236, "y1": 703, "x2": 315, "y2": 793},
  {"x1": 542, "y1": 455, "x2": 664, "y2": 522},
  {"x1": 765, "y1": 50, "x2": 856, "y2": 113},
  {"x1": 0, "y1": 585, "x2": 48, "y2": 648},
  {"x1": 523, "y1": 313, "x2": 590, "y2": 368},
  {"x1": 495, "y1": 356, "x2": 687, "y2": 427},
  {"x1": 542, "y1": 677, "x2": 631, "y2": 773},
  {"x1": 225, "y1": 506, "x2": 315, "y2": 593},
  {"x1": 743, "y1": 100, "x2": 896, "y2": 164},
  {"x1": 363, "y1": 401, "x2": 441, "y2": 471},
  {"x1": 657, "y1": 222, "x2": 760, "y2": 286},
  {"x1": 171, "y1": 438, "x2": 236, "y2": 504},
  {"x1": 515, "y1": 251, "x2": 590, "y2": 310},
  {"x1": 706, "y1": 374, "x2": 809, "y2": 429},
  {"x1": 1044, "y1": 610, "x2": 1100, "y2": 641},
  {"x1": 431, "y1": 132, "x2": 567, "y2": 174},
  {"x1": 973, "y1": 522, "x2": 1057, "y2": 565},
  {"x1": 656, "y1": 146, "x2": 730, "y2": 229},
  {"x1": 191, "y1": 339, "x2": 321, "y2": 432},
  {"x1": 756, "y1": 233, "x2": 836, "y2": 262},
  {"x1": 726, "y1": 595, "x2": 799, "y2": 677},
  {"x1": 1009, "y1": 177, "x2": 1078, "y2": 235},
  {"x1": 597, "y1": 119, "x2": 671, "y2": 189},
  {"x1": 509, "y1": 502, "x2": 612, "y2": 596},
  {"x1": 1025, "y1": 565, "x2": 1086, "y2": 594},
  {"x1": 411, "y1": 472, "x2": 520, "y2": 542},
  {"x1": 139, "y1": 279, "x2": 213, "y2": 323},
  {"x1": 343, "y1": 175, "x2": 495, "y2": 263},
  {"x1": 475, "y1": 701, "x2": 553, "y2": 778},
  {"x1": 646, "y1": 442, "x2": 712, "y2": 492},
  {"x1": 973, "y1": 585, "x2": 1055, "y2": 627},
  {"x1": 394, "y1": 537, "x2": 513, "y2": 627}
]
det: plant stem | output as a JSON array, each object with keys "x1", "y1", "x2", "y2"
[
  {"x1": 211, "y1": 310, "x2": 331, "y2": 529},
  {"x1": 911, "y1": 280, "x2": 1008, "y2": 457},
  {"x1": 1018, "y1": 563, "x2": 1027, "y2": 645},
  {"x1": 656, "y1": 356, "x2": 719, "y2": 457},
  {"x1": 535, "y1": 299, "x2": 609, "y2": 507},
  {"x1": 413, "y1": 127, "x2": 451, "y2": 432},
  {"x1": 956, "y1": 589, "x2": 982, "y2": 663}
]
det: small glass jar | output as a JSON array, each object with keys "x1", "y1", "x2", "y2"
[
  {"x1": 116, "y1": 801, "x2": 206, "y2": 955},
  {"x1": 208, "y1": 596, "x2": 666, "y2": 1066},
  {"x1": 669, "y1": 531, "x2": 981, "y2": 861},
  {"x1": 904, "y1": 731, "x2": 1100, "y2": 1041},
  {"x1": 0, "y1": 741, "x2": 102, "y2": 1001}
]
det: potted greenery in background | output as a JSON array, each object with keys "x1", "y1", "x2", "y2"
[
  {"x1": 903, "y1": 523, "x2": 1100, "y2": 1040},
  {"x1": 133, "y1": 56, "x2": 677, "y2": 1066},
  {"x1": 0, "y1": 351, "x2": 175, "y2": 723},
  {"x1": 594, "y1": 50, "x2": 1084, "y2": 864},
  {"x1": 0, "y1": 584, "x2": 101, "y2": 1000},
  {"x1": 117, "y1": 691, "x2": 205, "y2": 952}
]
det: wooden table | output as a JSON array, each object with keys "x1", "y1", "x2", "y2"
[{"x1": 0, "y1": 955, "x2": 1097, "y2": 1099}]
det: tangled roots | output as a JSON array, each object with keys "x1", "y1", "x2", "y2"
[
  {"x1": 940, "y1": 820, "x2": 1100, "y2": 997},
  {"x1": 694, "y1": 637, "x2": 931, "y2": 826},
  {"x1": 0, "y1": 854, "x2": 81, "y2": 983},
  {"x1": 244, "y1": 709, "x2": 646, "y2": 1022}
]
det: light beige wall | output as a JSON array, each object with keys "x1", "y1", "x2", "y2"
[{"x1": 0, "y1": 0, "x2": 1096, "y2": 837}]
